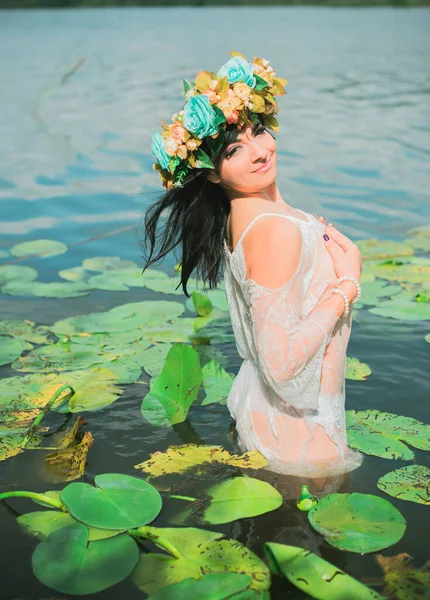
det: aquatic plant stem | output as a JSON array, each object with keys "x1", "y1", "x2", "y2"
[
  {"x1": 129, "y1": 526, "x2": 182, "y2": 559},
  {"x1": 21, "y1": 384, "x2": 74, "y2": 448},
  {"x1": 0, "y1": 491, "x2": 64, "y2": 510},
  {"x1": 169, "y1": 494, "x2": 197, "y2": 502}
]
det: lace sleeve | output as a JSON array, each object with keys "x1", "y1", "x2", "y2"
[{"x1": 243, "y1": 214, "x2": 341, "y2": 411}]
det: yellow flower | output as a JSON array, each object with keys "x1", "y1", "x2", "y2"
[
  {"x1": 176, "y1": 144, "x2": 188, "y2": 160},
  {"x1": 233, "y1": 82, "x2": 252, "y2": 102},
  {"x1": 165, "y1": 137, "x2": 179, "y2": 156},
  {"x1": 186, "y1": 139, "x2": 199, "y2": 151},
  {"x1": 171, "y1": 123, "x2": 186, "y2": 143}
]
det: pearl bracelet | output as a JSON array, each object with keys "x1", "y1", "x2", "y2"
[
  {"x1": 336, "y1": 275, "x2": 362, "y2": 304},
  {"x1": 332, "y1": 288, "x2": 350, "y2": 317}
]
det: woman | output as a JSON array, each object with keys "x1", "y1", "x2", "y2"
[{"x1": 143, "y1": 52, "x2": 363, "y2": 478}]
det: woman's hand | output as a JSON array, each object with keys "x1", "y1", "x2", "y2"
[
  {"x1": 313, "y1": 214, "x2": 334, "y2": 227},
  {"x1": 323, "y1": 224, "x2": 362, "y2": 282}
]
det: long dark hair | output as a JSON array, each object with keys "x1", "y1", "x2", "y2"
[{"x1": 140, "y1": 115, "x2": 267, "y2": 298}]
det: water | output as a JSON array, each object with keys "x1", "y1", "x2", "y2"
[{"x1": 0, "y1": 6, "x2": 429, "y2": 599}]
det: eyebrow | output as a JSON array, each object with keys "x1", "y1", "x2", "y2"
[{"x1": 224, "y1": 122, "x2": 263, "y2": 152}]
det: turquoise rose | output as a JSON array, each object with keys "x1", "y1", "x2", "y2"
[
  {"x1": 217, "y1": 56, "x2": 256, "y2": 88},
  {"x1": 151, "y1": 132, "x2": 171, "y2": 170},
  {"x1": 183, "y1": 95, "x2": 219, "y2": 139}
]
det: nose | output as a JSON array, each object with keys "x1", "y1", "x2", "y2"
[{"x1": 250, "y1": 139, "x2": 269, "y2": 163}]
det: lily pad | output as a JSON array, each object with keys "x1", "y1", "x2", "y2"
[
  {"x1": 264, "y1": 543, "x2": 383, "y2": 599},
  {"x1": 190, "y1": 290, "x2": 214, "y2": 316},
  {"x1": 345, "y1": 356, "x2": 372, "y2": 380},
  {"x1": 2, "y1": 280, "x2": 91, "y2": 298},
  {"x1": 356, "y1": 238, "x2": 414, "y2": 260},
  {"x1": 375, "y1": 553, "x2": 430, "y2": 600},
  {"x1": 59, "y1": 266, "x2": 86, "y2": 281},
  {"x1": 0, "y1": 265, "x2": 38, "y2": 284},
  {"x1": 346, "y1": 410, "x2": 430, "y2": 459},
  {"x1": 308, "y1": 493, "x2": 406, "y2": 553},
  {"x1": 131, "y1": 526, "x2": 270, "y2": 594},
  {"x1": 32, "y1": 522, "x2": 139, "y2": 594},
  {"x1": 366, "y1": 257, "x2": 430, "y2": 285},
  {"x1": 146, "y1": 572, "x2": 258, "y2": 600},
  {"x1": 137, "y1": 343, "x2": 172, "y2": 377},
  {"x1": 173, "y1": 477, "x2": 283, "y2": 525},
  {"x1": 141, "y1": 344, "x2": 202, "y2": 426},
  {"x1": 368, "y1": 290, "x2": 430, "y2": 321},
  {"x1": 10, "y1": 239, "x2": 67, "y2": 259},
  {"x1": 0, "y1": 319, "x2": 52, "y2": 344},
  {"x1": 17, "y1": 510, "x2": 120, "y2": 542},
  {"x1": 0, "y1": 336, "x2": 26, "y2": 366},
  {"x1": 135, "y1": 444, "x2": 267, "y2": 477},
  {"x1": 358, "y1": 280, "x2": 403, "y2": 306},
  {"x1": 377, "y1": 465, "x2": 430, "y2": 506},
  {"x1": 201, "y1": 360, "x2": 235, "y2": 405},
  {"x1": 60, "y1": 473, "x2": 162, "y2": 530},
  {"x1": 82, "y1": 256, "x2": 138, "y2": 271}
]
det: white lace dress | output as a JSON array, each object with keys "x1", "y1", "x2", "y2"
[{"x1": 222, "y1": 208, "x2": 363, "y2": 477}]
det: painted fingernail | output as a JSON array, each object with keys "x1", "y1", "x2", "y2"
[{"x1": 323, "y1": 233, "x2": 330, "y2": 241}]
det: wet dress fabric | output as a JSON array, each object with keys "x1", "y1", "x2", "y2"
[{"x1": 222, "y1": 208, "x2": 363, "y2": 477}]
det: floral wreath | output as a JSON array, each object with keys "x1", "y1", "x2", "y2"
[{"x1": 151, "y1": 51, "x2": 288, "y2": 190}]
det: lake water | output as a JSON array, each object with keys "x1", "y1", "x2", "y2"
[{"x1": 0, "y1": 6, "x2": 429, "y2": 599}]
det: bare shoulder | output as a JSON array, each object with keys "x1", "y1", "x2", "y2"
[{"x1": 241, "y1": 212, "x2": 303, "y2": 288}]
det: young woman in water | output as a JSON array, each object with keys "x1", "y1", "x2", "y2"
[{"x1": 142, "y1": 52, "x2": 363, "y2": 479}]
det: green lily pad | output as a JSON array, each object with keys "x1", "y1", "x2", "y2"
[
  {"x1": 346, "y1": 410, "x2": 430, "y2": 459},
  {"x1": 190, "y1": 290, "x2": 214, "y2": 316},
  {"x1": 136, "y1": 343, "x2": 172, "y2": 377},
  {"x1": 345, "y1": 356, "x2": 372, "y2": 380},
  {"x1": 201, "y1": 360, "x2": 235, "y2": 405},
  {"x1": 17, "y1": 510, "x2": 121, "y2": 541},
  {"x1": 131, "y1": 526, "x2": 270, "y2": 594},
  {"x1": 173, "y1": 477, "x2": 283, "y2": 525},
  {"x1": 146, "y1": 572, "x2": 259, "y2": 600},
  {"x1": 377, "y1": 465, "x2": 430, "y2": 506},
  {"x1": 10, "y1": 239, "x2": 68, "y2": 259},
  {"x1": 264, "y1": 543, "x2": 383, "y2": 599},
  {"x1": 135, "y1": 444, "x2": 267, "y2": 477},
  {"x1": 141, "y1": 344, "x2": 202, "y2": 426},
  {"x1": 358, "y1": 280, "x2": 403, "y2": 306},
  {"x1": 0, "y1": 319, "x2": 52, "y2": 344},
  {"x1": 0, "y1": 336, "x2": 26, "y2": 366},
  {"x1": 2, "y1": 280, "x2": 91, "y2": 298},
  {"x1": 404, "y1": 235, "x2": 430, "y2": 252},
  {"x1": 60, "y1": 473, "x2": 162, "y2": 530},
  {"x1": 0, "y1": 265, "x2": 38, "y2": 284},
  {"x1": 356, "y1": 238, "x2": 414, "y2": 260},
  {"x1": 52, "y1": 300, "x2": 185, "y2": 335},
  {"x1": 82, "y1": 256, "x2": 138, "y2": 271},
  {"x1": 32, "y1": 522, "x2": 139, "y2": 594},
  {"x1": 366, "y1": 257, "x2": 430, "y2": 285},
  {"x1": 59, "y1": 266, "x2": 87, "y2": 281},
  {"x1": 308, "y1": 493, "x2": 406, "y2": 553},
  {"x1": 369, "y1": 296, "x2": 430, "y2": 321}
]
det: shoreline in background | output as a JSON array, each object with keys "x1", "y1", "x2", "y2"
[{"x1": 1, "y1": 0, "x2": 430, "y2": 8}]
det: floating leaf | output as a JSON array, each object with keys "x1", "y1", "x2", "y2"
[
  {"x1": 45, "y1": 415, "x2": 94, "y2": 482},
  {"x1": 369, "y1": 295, "x2": 430, "y2": 321},
  {"x1": 308, "y1": 493, "x2": 406, "y2": 553},
  {"x1": 366, "y1": 257, "x2": 430, "y2": 285},
  {"x1": 0, "y1": 319, "x2": 52, "y2": 344},
  {"x1": 135, "y1": 444, "x2": 267, "y2": 477},
  {"x1": 146, "y1": 572, "x2": 259, "y2": 600},
  {"x1": 377, "y1": 465, "x2": 430, "y2": 506},
  {"x1": 137, "y1": 343, "x2": 172, "y2": 377},
  {"x1": 346, "y1": 410, "x2": 430, "y2": 459},
  {"x1": 345, "y1": 356, "x2": 372, "y2": 380},
  {"x1": 131, "y1": 526, "x2": 270, "y2": 594},
  {"x1": 191, "y1": 290, "x2": 213, "y2": 316},
  {"x1": 264, "y1": 543, "x2": 383, "y2": 599},
  {"x1": 201, "y1": 360, "x2": 235, "y2": 405},
  {"x1": 82, "y1": 256, "x2": 138, "y2": 271},
  {"x1": 0, "y1": 336, "x2": 26, "y2": 366},
  {"x1": 358, "y1": 280, "x2": 403, "y2": 306},
  {"x1": 32, "y1": 523, "x2": 139, "y2": 594},
  {"x1": 2, "y1": 280, "x2": 91, "y2": 298},
  {"x1": 17, "y1": 510, "x2": 120, "y2": 542},
  {"x1": 356, "y1": 238, "x2": 414, "y2": 260},
  {"x1": 52, "y1": 300, "x2": 185, "y2": 335},
  {"x1": 173, "y1": 477, "x2": 283, "y2": 526},
  {"x1": 59, "y1": 266, "x2": 86, "y2": 281},
  {"x1": 141, "y1": 344, "x2": 202, "y2": 426},
  {"x1": 375, "y1": 553, "x2": 430, "y2": 600},
  {"x1": 10, "y1": 239, "x2": 68, "y2": 259},
  {"x1": 0, "y1": 265, "x2": 38, "y2": 284},
  {"x1": 60, "y1": 473, "x2": 162, "y2": 530}
]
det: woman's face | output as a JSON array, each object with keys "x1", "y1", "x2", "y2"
[{"x1": 207, "y1": 122, "x2": 277, "y2": 194}]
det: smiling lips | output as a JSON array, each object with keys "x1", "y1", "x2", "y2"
[{"x1": 253, "y1": 157, "x2": 272, "y2": 173}]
